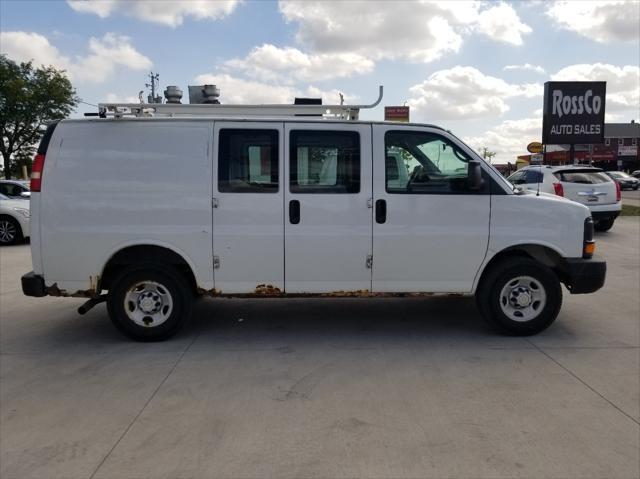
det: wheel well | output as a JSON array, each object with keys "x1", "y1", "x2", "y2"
[
  {"x1": 477, "y1": 245, "x2": 565, "y2": 290},
  {"x1": 99, "y1": 245, "x2": 197, "y2": 294}
]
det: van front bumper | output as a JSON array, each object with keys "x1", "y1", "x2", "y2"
[
  {"x1": 21, "y1": 271, "x2": 47, "y2": 297},
  {"x1": 559, "y1": 257, "x2": 606, "y2": 294}
]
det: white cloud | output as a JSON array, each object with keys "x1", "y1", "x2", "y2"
[
  {"x1": 67, "y1": 0, "x2": 240, "y2": 27},
  {"x1": 407, "y1": 66, "x2": 542, "y2": 120},
  {"x1": 464, "y1": 115, "x2": 543, "y2": 164},
  {"x1": 546, "y1": 1, "x2": 640, "y2": 43},
  {"x1": 503, "y1": 63, "x2": 546, "y2": 75},
  {"x1": 278, "y1": 1, "x2": 531, "y2": 64},
  {"x1": 223, "y1": 44, "x2": 374, "y2": 82},
  {"x1": 551, "y1": 63, "x2": 639, "y2": 111},
  {"x1": 193, "y1": 73, "x2": 356, "y2": 105},
  {"x1": 105, "y1": 93, "x2": 142, "y2": 104},
  {"x1": 475, "y1": 2, "x2": 532, "y2": 45},
  {"x1": 0, "y1": 31, "x2": 152, "y2": 83}
]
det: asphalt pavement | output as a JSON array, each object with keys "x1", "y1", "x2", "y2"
[{"x1": 1, "y1": 218, "x2": 639, "y2": 479}]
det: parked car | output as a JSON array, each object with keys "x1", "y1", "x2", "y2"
[
  {"x1": 0, "y1": 193, "x2": 30, "y2": 245},
  {"x1": 22, "y1": 112, "x2": 605, "y2": 341},
  {"x1": 507, "y1": 165, "x2": 621, "y2": 232},
  {"x1": 604, "y1": 171, "x2": 639, "y2": 190},
  {"x1": 0, "y1": 180, "x2": 31, "y2": 199},
  {"x1": 631, "y1": 170, "x2": 640, "y2": 179}
]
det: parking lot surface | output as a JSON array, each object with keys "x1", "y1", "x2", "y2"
[
  {"x1": 621, "y1": 189, "x2": 640, "y2": 206},
  {"x1": 1, "y1": 218, "x2": 639, "y2": 479}
]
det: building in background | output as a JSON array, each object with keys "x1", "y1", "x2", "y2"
[{"x1": 515, "y1": 121, "x2": 639, "y2": 172}]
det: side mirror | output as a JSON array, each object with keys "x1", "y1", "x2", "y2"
[
  {"x1": 468, "y1": 160, "x2": 485, "y2": 191},
  {"x1": 20, "y1": 191, "x2": 31, "y2": 198}
]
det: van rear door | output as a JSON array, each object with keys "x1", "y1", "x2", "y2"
[
  {"x1": 554, "y1": 169, "x2": 617, "y2": 206},
  {"x1": 212, "y1": 122, "x2": 284, "y2": 294}
]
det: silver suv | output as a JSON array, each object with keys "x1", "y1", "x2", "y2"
[{"x1": 508, "y1": 165, "x2": 621, "y2": 231}]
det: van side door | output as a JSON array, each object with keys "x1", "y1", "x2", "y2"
[
  {"x1": 212, "y1": 122, "x2": 284, "y2": 294},
  {"x1": 284, "y1": 123, "x2": 373, "y2": 293},
  {"x1": 372, "y1": 125, "x2": 490, "y2": 293}
]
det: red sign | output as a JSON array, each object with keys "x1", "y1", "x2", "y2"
[{"x1": 385, "y1": 106, "x2": 410, "y2": 122}]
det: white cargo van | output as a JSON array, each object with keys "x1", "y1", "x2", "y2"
[{"x1": 22, "y1": 97, "x2": 605, "y2": 341}]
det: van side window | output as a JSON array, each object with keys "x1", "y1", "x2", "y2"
[
  {"x1": 290, "y1": 130, "x2": 360, "y2": 193},
  {"x1": 218, "y1": 129, "x2": 279, "y2": 193},
  {"x1": 385, "y1": 131, "x2": 476, "y2": 194}
]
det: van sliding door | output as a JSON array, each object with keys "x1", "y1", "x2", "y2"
[{"x1": 284, "y1": 123, "x2": 373, "y2": 293}]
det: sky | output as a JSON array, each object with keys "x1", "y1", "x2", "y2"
[{"x1": 1, "y1": 0, "x2": 639, "y2": 164}]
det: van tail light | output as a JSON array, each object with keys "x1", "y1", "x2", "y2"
[
  {"x1": 31, "y1": 153, "x2": 46, "y2": 192},
  {"x1": 583, "y1": 217, "x2": 595, "y2": 259},
  {"x1": 614, "y1": 180, "x2": 621, "y2": 202},
  {"x1": 552, "y1": 182, "x2": 564, "y2": 197}
]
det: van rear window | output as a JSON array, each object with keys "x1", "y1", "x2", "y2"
[
  {"x1": 218, "y1": 129, "x2": 279, "y2": 193},
  {"x1": 554, "y1": 170, "x2": 610, "y2": 184}
]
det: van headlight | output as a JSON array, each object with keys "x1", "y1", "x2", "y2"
[{"x1": 13, "y1": 207, "x2": 30, "y2": 218}]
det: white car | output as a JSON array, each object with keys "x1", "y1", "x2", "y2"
[
  {"x1": 507, "y1": 165, "x2": 621, "y2": 231},
  {"x1": 0, "y1": 179, "x2": 31, "y2": 199},
  {"x1": 0, "y1": 193, "x2": 30, "y2": 245},
  {"x1": 22, "y1": 102, "x2": 605, "y2": 341}
]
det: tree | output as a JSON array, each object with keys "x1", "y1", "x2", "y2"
[
  {"x1": 0, "y1": 55, "x2": 78, "y2": 179},
  {"x1": 481, "y1": 146, "x2": 496, "y2": 163}
]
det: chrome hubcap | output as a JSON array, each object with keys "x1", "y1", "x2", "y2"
[
  {"x1": 124, "y1": 281, "x2": 173, "y2": 327},
  {"x1": 499, "y1": 276, "x2": 546, "y2": 322},
  {"x1": 0, "y1": 220, "x2": 16, "y2": 243}
]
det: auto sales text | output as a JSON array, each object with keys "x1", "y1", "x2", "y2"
[{"x1": 549, "y1": 124, "x2": 602, "y2": 135}]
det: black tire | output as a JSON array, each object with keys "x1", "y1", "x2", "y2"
[
  {"x1": 476, "y1": 257, "x2": 562, "y2": 335},
  {"x1": 107, "y1": 263, "x2": 193, "y2": 341},
  {"x1": 0, "y1": 215, "x2": 23, "y2": 246},
  {"x1": 594, "y1": 218, "x2": 615, "y2": 232}
]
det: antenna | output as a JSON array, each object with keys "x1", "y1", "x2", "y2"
[{"x1": 145, "y1": 72, "x2": 161, "y2": 104}]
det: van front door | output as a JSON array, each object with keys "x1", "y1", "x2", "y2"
[
  {"x1": 372, "y1": 125, "x2": 490, "y2": 292},
  {"x1": 212, "y1": 122, "x2": 284, "y2": 294},
  {"x1": 284, "y1": 124, "x2": 373, "y2": 293}
]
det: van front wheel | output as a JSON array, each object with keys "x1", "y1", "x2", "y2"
[
  {"x1": 477, "y1": 257, "x2": 562, "y2": 335},
  {"x1": 107, "y1": 264, "x2": 192, "y2": 341}
]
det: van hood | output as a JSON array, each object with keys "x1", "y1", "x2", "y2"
[{"x1": 520, "y1": 189, "x2": 590, "y2": 217}]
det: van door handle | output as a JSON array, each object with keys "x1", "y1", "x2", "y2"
[
  {"x1": 375, "y1": 199, "x2": 387, "y2": 224},
  {"x1": 289, "y1": 200, "x2": 300, "y2": 224}
]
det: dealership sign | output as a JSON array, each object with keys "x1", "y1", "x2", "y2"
[
  {"x1": 542, "y1": 81, "x2": 606, "y2": 144},
  {"x1": 527, "y1": 141, "x2": 543, "y2": 153},
  {"x1": 618, "y1": 145, "x2": 638, "y2": 156}
]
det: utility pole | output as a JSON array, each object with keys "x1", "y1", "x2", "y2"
[{"x1": 145, "y1": 72, "x2": 161, "y2": 104}]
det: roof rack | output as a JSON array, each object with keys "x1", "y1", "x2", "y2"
[{"x1": 93, "y1": 85, "x2": 384, "y2": 120}]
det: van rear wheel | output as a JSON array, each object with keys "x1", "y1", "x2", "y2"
[
  {"x1": 477, "y1": 257, "x2": 562, "y2": 335},
  {"x1": 107, "y1": 264, "x2": 192, "y2": 341}
]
